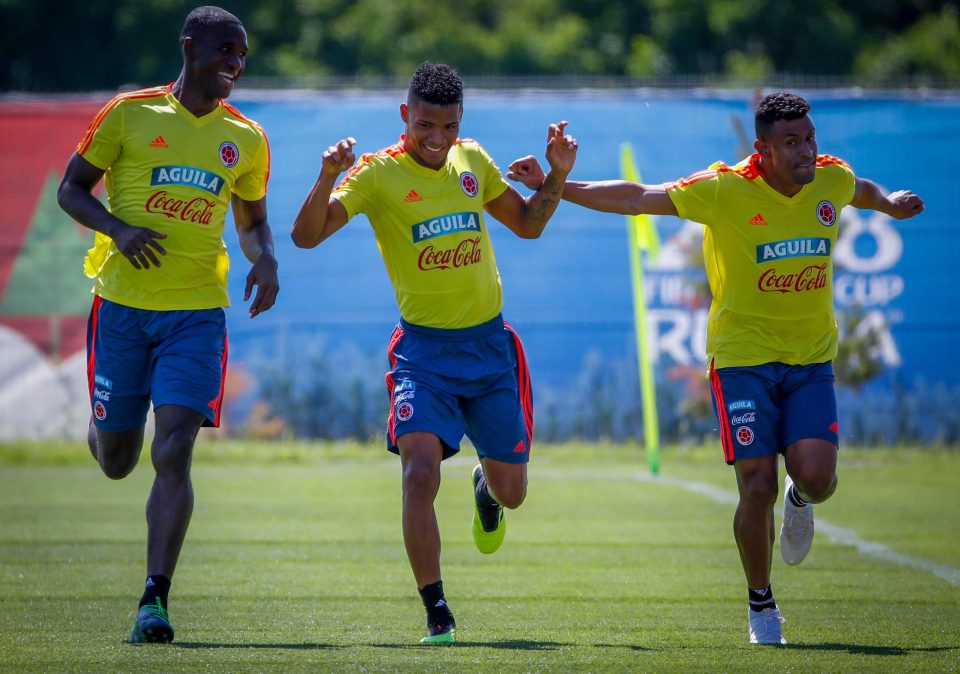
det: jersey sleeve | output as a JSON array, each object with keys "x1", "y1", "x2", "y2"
[
  {"x1": 477, "y1": 143, "x2": 510, "y2": 204},
  {"x1": 665, "y1": 165, "x2": 723, "y2": 226},
  {"x1": 76, "y1": 97, "x2": 124, "y2": 170},
  {"x1": 827, "y1": 156, "x2": 857, "y2": 207},
  {"x1": 232, "y1": 129, "x2": 270, "y2": 202},
  {"x1": 331, "y1": 154, "x2": 376, "y2": 220}
]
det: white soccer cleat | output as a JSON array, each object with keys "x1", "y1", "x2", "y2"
[
  {"x1": 748, "y1": 607, "x2": 787, "y2": 645},
  {"x1": 780, "y1": 474, "x2": 815, "y2": 565}
]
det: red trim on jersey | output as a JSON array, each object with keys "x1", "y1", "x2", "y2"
[
  {"x1": 334, "y1": 140, "x2": 408, "y2": 191},
  {"x1": 86, "y1": 296, "x2": 103, "y2": 400},
  {"x1": 504, "y1": 321, "x2": 534, "y2": 449},
  {"x1": 76, "y1": 85, "x2": 170, "y2": 155},
  {"x1": 208, "y1": 335, "x2": 229, "y2": 427},
  {"x1": 815, "y1": 154, "x2": 851, "y2": 170},
  {"x1": 709, "y1": 360, "x2": 736, "y2": 464},
  {"x1": 385, "y1": 325, "x2": 405, "y2": 445},
  {"x1": 222, "y1": 100, "x2": 272, "y2": 189},
  {"x1": 667, "y1": 154, "x2": 764, "y2": 190}
]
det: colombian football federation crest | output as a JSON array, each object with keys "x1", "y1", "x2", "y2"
[
  {"x1": 816, "y1": 200, "x2": 837, "y2": 226},
  {"x1": 219, "y1": 141, "x2": 239, "y2": 168},
  {"x1": 94, "y1": 401, "x2": 107, "y2": 421},
  {"x1": 396, "y1": 401, "x2": 414, "y2": 422},
  {"x1": 736, "y1": 425, "x2": 754, "y2": 446},
  {"x1": 460, "y1": 172, "x2": 478, "y2": 197}
]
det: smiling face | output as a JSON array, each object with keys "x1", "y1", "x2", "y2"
[
  {"x1": 755, "y1": 115, "x2": 818, "y2": 197},
  {"x1": 183, "y1": 20, "x2": 248, "y2": 102},
  {"x1": 400, "y1": 97, "x2": 463, "y2": 170}
]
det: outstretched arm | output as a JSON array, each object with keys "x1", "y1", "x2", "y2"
[
  {"x1": 291, "y1": 138, "x2": 356, "y2": 248},
  {"x1": 57, "y1": 153, "x2": 168, "y2": 269},
  {"x1": 507, "y1": 155, "x2": 678, "y2": 217},
  {"x1": 484, "y1": 121, "x2": 578, "y2": 239},
  {"x1": 232, "y1": 195, "x2": 279, "y2": 318},
  {"x1": 851, "y1": 178, "x2": 924, "y2": 220}
]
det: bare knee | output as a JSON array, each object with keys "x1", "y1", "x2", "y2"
[
  {"x1": 402, "y1": 458, "x2": 440, "y2": 501},
  {"x1": 151, "y1": 429, "x2": 197, "y2": 482},
  {"x1": 94, "y1": 428, "x2": 144, "y2": 479},
  {"x1": 791, "y1": 471, "x2": 838, "y2": 503},
  {"x1": 738, "y1": 473, "x2": 779, "y2": 510},
  {"x1": 99, "y1": 450, "x2": 139, "y2": 480},
  {"x1": 488, "y1": 476, "x2": 526, "y2": 509}
]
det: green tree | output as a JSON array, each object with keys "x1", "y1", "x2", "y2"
[{"x1": 854, "y1": 5, "x2": 960, "y2": 84}]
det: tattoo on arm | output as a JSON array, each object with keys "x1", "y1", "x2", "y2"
[{"x1": 526, "y1": 172, "x2": 563, "y2": 225}]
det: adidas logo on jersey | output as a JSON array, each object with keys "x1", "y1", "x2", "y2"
[
  {"x1": 402, "y1": 189, "x2": 423, "y2": 203},
  {"x1": 148, "y1": 135, "x2": 169, "y2": 148},
  {"x1": 748, "y1": 213, "x2": 768, "y2": 226}
]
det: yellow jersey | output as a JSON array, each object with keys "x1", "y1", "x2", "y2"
[
  {"x1": 667, "y1": 153, "x2": 856, "y2": 368},
  {"x1": 77, "y1": 84, "x2": 270, "y2": 310},
  {"x1": 332, "y1": 136, "x2": 510, "y2": 328}
]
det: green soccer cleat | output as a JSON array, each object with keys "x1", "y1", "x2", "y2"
[
  {"x1": 471, "y1": 464, "x2": 506, "y2": 554},
  {"x1": 420, "y1": 629, "x2": 456, "y2": 645},
  {"x1": 419, "y1": 600, "x2": 456, "y2": 645},
  {"x1": 128, "y1": 598, "x2": 174, "y2": 644}
]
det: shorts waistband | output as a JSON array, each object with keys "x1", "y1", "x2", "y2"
[{"x1": 399, "y1": 314, "x2": 505, "y2": 341}]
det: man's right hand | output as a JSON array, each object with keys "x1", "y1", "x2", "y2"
[
  {"x1": 322, "y1": 137, "x2": 357, "y2": 175},
  {"x1": 112, "y1": 223, "x2": 167, "y2": 269}
]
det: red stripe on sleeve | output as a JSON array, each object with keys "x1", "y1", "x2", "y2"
[{"x1": 76, "y1": 86, "x2": 169, "y2": 155}]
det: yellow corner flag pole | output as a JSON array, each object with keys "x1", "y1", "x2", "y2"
[{"x1": 620, "y1": 143, "x2": 661, "y2": 475}]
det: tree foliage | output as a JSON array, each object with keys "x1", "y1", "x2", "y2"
[{"x1": 2, "y1": 0, "x2": 958, "y2": 91}]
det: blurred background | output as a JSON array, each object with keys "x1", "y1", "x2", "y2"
[{"x1": 2, "y1": 0, "x2": 958, "y2": 446}]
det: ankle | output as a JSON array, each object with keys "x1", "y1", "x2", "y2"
[{"x1": 139, "y1": 575, "x2": 171, "y2": 610}]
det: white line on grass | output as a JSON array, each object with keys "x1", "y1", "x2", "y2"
[{"x1": 647, "y1": 473, "x2": 960, "y2": 587}]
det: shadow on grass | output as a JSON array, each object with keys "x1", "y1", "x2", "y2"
[
  {"x1": 787, "y1": 643, "x2": 960, "y2": 656},
  {"x1": 374, "y1": 640, "x2": 569, "y2": 650},
  {"x1": 594, "y1": 643, "x2": 653, "y2": 652},
  {"x1": 176, "y1": 642, "x2": 340, "y2": 650}
]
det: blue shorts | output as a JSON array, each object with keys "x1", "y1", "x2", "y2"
[
  {"x1": 709, "y1": 360, "x2": 839, "y2": 465},
  {"x1": 384, "y1": 314, "x2": 534, "y2": 464},
  {"x1": 86, "y1": 296, "x2": 228, "y2": 432}
]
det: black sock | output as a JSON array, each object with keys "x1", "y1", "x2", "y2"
[
  {"x1": 418, "y1": 581, "x2": 454, "y2": 626},
  {"x1": 474, "y1": 471, "x2": 500, "y2": 510},
  {"x1": 787, "y1": 484, "x2": 808, "y2": 508},
  {"x1": 139, "y1": 575, "x2": 171, "y2": 610},
  {"x1": 418, "y1": 580, "x2": 446, "y2": 611},
  {"x1": 748, "y1": 585, "x2": 777, "y2": 612}
]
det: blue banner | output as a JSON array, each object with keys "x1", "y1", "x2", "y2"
[{"x1": 217, "y1": 91, "x2": 959, "y2": 443}]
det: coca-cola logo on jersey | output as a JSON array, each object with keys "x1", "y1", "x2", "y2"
[
  {"x1": 758, "y1": 263, "x2": 827, "y2": 294},
  {"x1": 418, "y1": 236, "x2": 482, "y2": 270},
  {"x1": 145, "y1": 190, "x2": 216, "y2": 225}
]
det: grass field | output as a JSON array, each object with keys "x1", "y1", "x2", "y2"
[{"x1": 1, "y1": 441, "x2": 958, "y2": 672}]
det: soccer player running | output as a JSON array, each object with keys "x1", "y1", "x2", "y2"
[
  {"x1": 57, "y1": 6, "x2": 278, "y2": 644},
  {"x1": 507, "y1": 92, "x2": 923, "y2": 645},
  {"x1": 292, "y1": 61, "x2": 577, "y2": 644}
]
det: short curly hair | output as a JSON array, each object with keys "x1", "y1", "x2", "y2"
[
  {"x1": 180, "y1": 6, "x2": 243, "y2": 42},
  {"x1": 755, "y1": 92, "x2": 811, "y2": 140},
  {"x1": 408, "y1": 61, "x2": 463, "y2": 106}
]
